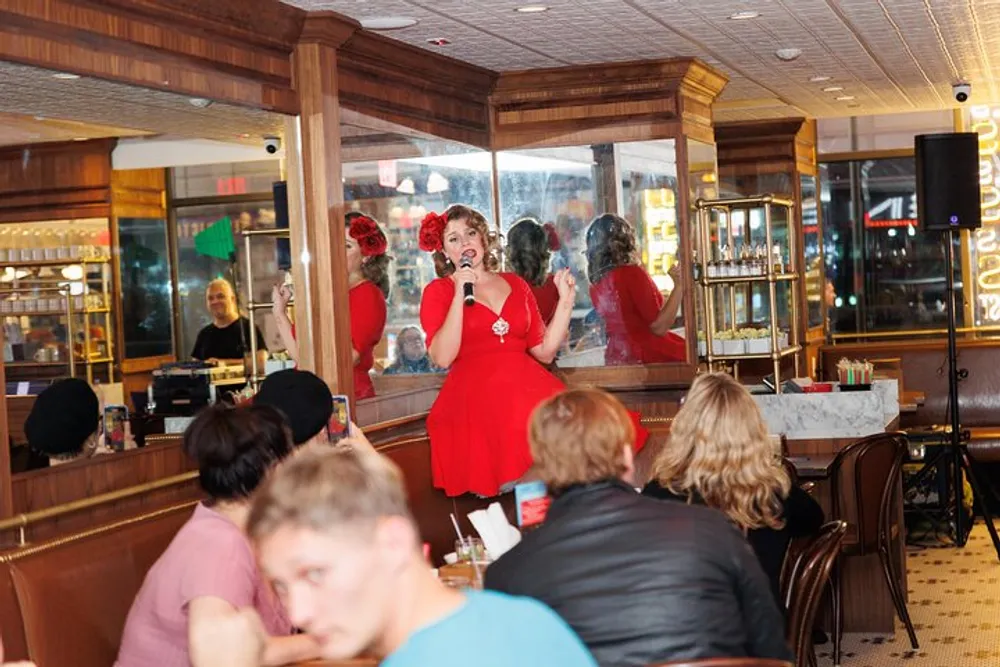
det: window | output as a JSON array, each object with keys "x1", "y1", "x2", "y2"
[
  {"x1": 118, "y1": 217, "x2": 173, "y2": 357},
  {"x1": 820, "y1": 157, "x2": 962, "y2": 335}
]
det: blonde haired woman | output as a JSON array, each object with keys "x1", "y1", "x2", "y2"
[{"x1": 642, "y1": 372, "x2": 823, "y2": 605}]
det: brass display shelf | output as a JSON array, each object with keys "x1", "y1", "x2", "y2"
[
  {"x1": 695, "y1": 195, "x2": 802, "y2": 392},
  {"x1": 0, "y1": 307, "x2": 110, "y2": 317},
  {"x1": 702, "y1": 344, "x2": 802, "y2": 362},
  {"x1": 699, "y1": 273, "x2": 799, "y2": 286}
]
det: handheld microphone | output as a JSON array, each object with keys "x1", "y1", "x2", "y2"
[{"x1": 460, "y1": 251, "x2": 475, "y2": 307}]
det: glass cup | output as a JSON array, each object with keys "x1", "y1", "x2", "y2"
[{"x1": 455, "y1": 537, "x2": 486, "y2": 563}]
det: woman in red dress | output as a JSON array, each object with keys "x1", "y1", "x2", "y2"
[
  {"x1": 419, "y1": 204, "x2": 577, "y2": 497},
  {"x1": 273, "y1": 212, "x2": 389, "y2": 400},
  {"x1": 505, "y1": 218, "x2": 561, "y2": 325},
  {"x1": 586, "y1": 213, "x2": 686, "y2": 365}
]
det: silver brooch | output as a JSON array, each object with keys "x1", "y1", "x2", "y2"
[{"x1": 492, "y1": 317, "x2": 510, "y2": 343}]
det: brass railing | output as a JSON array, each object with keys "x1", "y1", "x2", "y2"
[
  {"x1": 0, "y1": 409, "x2": 665, "y2": 546},
  {"x1": 0, "y1": 471, "x2": 199, "y2": 546},
  {"x1": 0, "y1": 412, "x2": 432, "y2": 545}
]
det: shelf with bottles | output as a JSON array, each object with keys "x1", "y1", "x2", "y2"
[{"x1": 0, "y1": 219, "x2": 111, "y2": 266}]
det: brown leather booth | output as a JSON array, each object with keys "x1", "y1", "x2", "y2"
[
  {"x1": 0, "y1": 503, "x2": 194, "y2": 666},
  {"x1": 821, "y1": 341, "x2": 1000, "y2": 462}
]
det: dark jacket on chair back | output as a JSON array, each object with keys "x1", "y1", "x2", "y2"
[{"x1": 483, "y1": 480, "x2": 792, "y2": 667}]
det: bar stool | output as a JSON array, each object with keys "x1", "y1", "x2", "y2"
[{"x1": 829, "y1": 432, "x2": 917, "y2": 666}]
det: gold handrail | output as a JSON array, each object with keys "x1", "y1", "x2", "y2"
[{"x1": 0, "y1": 471, "x2": 199, "y2": 546}]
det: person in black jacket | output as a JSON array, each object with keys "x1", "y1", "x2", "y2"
[
  {"x1": 642, "y1": 372, "x2": 824, "y2": 607},
  {"x1": 484, "y1": 388, "x2": 792, "y2": 667}
]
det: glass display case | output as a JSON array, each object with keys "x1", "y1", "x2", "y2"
[{"x1": 0, "y1": 219, "x2": 115, "y2": 382}]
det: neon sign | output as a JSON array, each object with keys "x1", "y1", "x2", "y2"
[{"x1": 969, "y1": 106, "x2": 1000, "y2": 323}]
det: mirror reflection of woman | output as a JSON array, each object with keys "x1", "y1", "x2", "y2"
[
  {"x1": 505, "y1": 218, "x2": 562, "y2": 325},
  {"x1": 419, "y1": 204, "x2": 576, "y2": 497},
  {"x1": 586, "y1": 213, "x2": 685, "y2": 365},
  {"x1": 272, "y1": 212, "x2": 389, "y2": 399}
]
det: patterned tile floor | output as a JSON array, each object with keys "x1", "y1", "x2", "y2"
[{"x1": 816, "y1": 522, "x2": 1000, "y2": 667}]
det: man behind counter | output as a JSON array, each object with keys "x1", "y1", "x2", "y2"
[{"x1": 192, "y1": 279, "x2": 268, "y2": 369}]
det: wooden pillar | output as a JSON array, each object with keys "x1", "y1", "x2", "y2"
[
  {"x1": 287, "y1": 14, "x2": 359, "y2": 397},
  {"x1": 0, "y1": 325, "x2": 11, "y2": 518}
]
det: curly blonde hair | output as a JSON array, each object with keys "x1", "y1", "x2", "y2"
[
  {"x1": 432, "y1": 204, "x2": 501, "y2": 278},
  {"x1": 651, "y1": 372, "x2": 790, "y2": 530}
]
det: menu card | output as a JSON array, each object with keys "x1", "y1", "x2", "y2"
[{"x1": 514, "y1": 481, "x2": 551, "y2": 528}]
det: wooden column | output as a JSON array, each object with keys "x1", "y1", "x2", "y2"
[
  {"x1": 0, "y1": 332, "x2": 11, "y2": 518},
  {"x1": 288, "y1": 14, "x2": 359, "y2": 397}
]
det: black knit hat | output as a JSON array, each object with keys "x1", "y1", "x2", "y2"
[
  {"x1": 255, "y1": 369, "x2": 333, "y2": 445},
  {"x1": 25, "y1": 378, "x2": 100, "y2": 457}
]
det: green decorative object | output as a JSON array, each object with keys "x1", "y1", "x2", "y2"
[{"x1": 194, "y1": 217, "x2": 235, "y2": 260}]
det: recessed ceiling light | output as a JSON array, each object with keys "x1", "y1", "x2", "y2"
[
  {"x1": 809, "y1": 75, "x2": 831, "y2": 82},
  {"x1": 52, "y1": 72, "x2": 80, "y2": 80},
  {"x1": 823, "y1": 86, "x2": 844, "y2": 92},
  {"x1": 188, "y1": 97, "x2": 213, "y2": 109},
  {"x1": 515, "y1": 5, "x2": 549, "y2": 12},
  {"x1": 427, "y1": 38, "x2": 451, "y2": 46},
  {"x1": 72, "y1": 137, "x2": 88, "y2": 141},
  {"x1": 239, "y1": 133, "x2": 251, "y2": 139},
  {"x1": 360, "y1": 16, "x2": 420, "y2": 30},
  {"x1": 836, "y1": 95, "x2": 856, "y2": 101},
  {"x1": 775, "y1": 48, "x2": 802, "y2": 61},
  {"x1": 729, "y1": 10, "x2": 760, "y2": 20}
]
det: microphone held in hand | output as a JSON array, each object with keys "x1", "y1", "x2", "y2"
[{"x1": 460, "y1": 251, "x2": 475, "y2": 307}]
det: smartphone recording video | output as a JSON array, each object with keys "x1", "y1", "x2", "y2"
[{"x1": 328, "y1": 394, "x2": 350, "y2": 444}]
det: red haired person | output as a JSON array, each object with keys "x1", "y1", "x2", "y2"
[
  {"x1": 505, "y1": 218, "x2": 562, "y2": 325},
  {"x1": 273, "y1": 212, "x2": 389, "y2": 400},
  {"x1": 419, "y1": 205, "x2": 577, "y2": 497}
]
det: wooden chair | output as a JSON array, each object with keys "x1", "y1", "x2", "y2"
[
  {"x1": 649, "y1": 659, "x2": 793, "y2": 667},
  {"x1": 829, "y1": 432, "x2": 917, "y2": 666},
  {"x1": 781, "y1": 521, "x2": 848, "y2": 667}
]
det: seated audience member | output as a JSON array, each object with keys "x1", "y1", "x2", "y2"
[
  {"x1": 24, "y1": 378, "x2": 106, "y2": 466},
  {"x1": 484, "y1": 389, "x2": 791, "y2": 667},
  {"x1": 192, "y1": 446, "x2": 597, "y2": 667},
  {"x1": 116, "y1": 404, "x2": 320, "y2": 667},
  {"x1": 384, "y1": 326, "x2": 439, "y2": 375},
  {"x1": 0, "y1": 636, "x2": 36, "y2": 666},
  {"x1": 254, "y1": 369, "x2": 333, "y2": 447},
  {"x1": 643, "y1": 372, "x2": 824, "y2": 606}
]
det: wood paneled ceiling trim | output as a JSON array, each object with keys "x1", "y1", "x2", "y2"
[{"x1": 0, "y1": 0, "x2": 305, "y2": 115}]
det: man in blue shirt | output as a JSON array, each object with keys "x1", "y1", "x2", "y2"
[{"x1": 188, "y1": 438, "x2": 596, "y2": 667}]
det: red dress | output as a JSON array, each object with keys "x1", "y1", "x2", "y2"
[
  {"x1": 349, "y1": 281, "x2": 386, "y2": 400},
  {"x1": 530, "y1": 275, "x2": 560, "y2": 325},
  {"x1": 421, "y1": 273, "x2": 565, "y2": 497},
  {"x1": 590, "y1": 265, "x2": 686, "y2": 365}
]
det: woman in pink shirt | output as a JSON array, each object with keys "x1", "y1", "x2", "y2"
[{"x1": 116, "y1": 404, "x2": 319, "y2": 667}]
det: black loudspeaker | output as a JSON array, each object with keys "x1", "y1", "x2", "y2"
[
  {"x1": 915, "y1": 132, "x2": 982, "y2": 231},
  {"x1": 273, "y1": 181, "x2": 291, "y2": 270}
]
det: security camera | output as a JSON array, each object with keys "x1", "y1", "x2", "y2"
[
  {"x1": 953, "y1": 83, "x2": 971, "y2": 103},
  {"x1": 263, "y1": 136, "x2": 281, "y2": 154}
]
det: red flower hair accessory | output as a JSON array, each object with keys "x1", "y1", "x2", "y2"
[
  {"x1": 349, "y1": 215, "x2": 387, "y2": 257},
  {"x1": 419, "y1": 211, "x2": 447, "y2": 253},
  {"x1": 543, "y1": 222, "x2": 561, "y2": 252}
]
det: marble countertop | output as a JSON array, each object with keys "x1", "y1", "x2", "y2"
[{"x1": 752, "y1": 379, "x2": 899, "y2": 440}]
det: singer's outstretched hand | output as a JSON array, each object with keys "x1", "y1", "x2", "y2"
[{"x1": 553, "y1": 268, "x2": 577, "y2": 304}]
